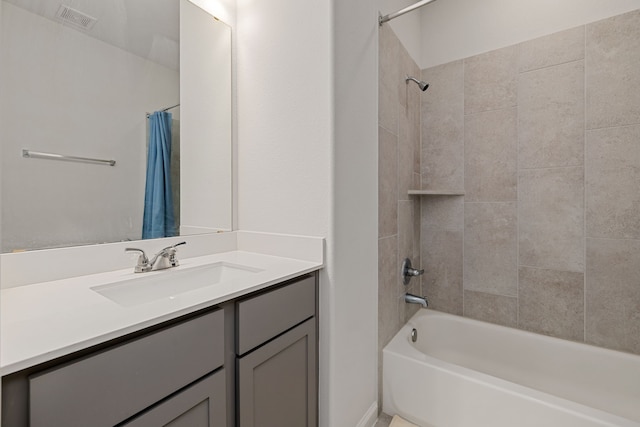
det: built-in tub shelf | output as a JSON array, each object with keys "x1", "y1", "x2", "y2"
[{"x1": 408, "y1": 190, "x2": 465, "y2": 196}]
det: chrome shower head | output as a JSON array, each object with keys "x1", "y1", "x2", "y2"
[{"x1": 406, "y1": 76, "x2": 429, "y2": 92}]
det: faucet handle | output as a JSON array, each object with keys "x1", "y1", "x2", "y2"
[
  {"x1": 162, "y1": 241, "x2": 187, "y2": 267},
  {"x1": 171, "y1": 241, "x2": 186, "y2": 250},
  {"x1": 125, "y1": 248, "x2": 150, "y2": 273},
  {"x1": 166, "y1": 241, "x2": 186, "y2": 259},
  {"x1": 401, "y1": 258, "x2": 424, "y2": 285},
  {"x1": 159, "y1": 241, "x2": 187, "y2": 254}
]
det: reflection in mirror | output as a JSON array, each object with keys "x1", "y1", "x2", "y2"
[{"x1": 0, "y1": 0, "x2": 232, "y2": 253}]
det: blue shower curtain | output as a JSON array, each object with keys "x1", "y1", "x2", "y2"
[{"x1": 142, "y1": 111, "x2": 177, "y2": 239}]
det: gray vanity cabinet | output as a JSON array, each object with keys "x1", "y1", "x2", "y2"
[
  {"x1": 1, "y1": 272, "x2": 318, "y2": 427},
  {"x1": 236, "y1": 275, "x2": 318, "y2": 427}
]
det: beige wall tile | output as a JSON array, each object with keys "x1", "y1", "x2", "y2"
[
  {"x1": 586, "y1": 9, "x2": 640, "y2": 129},
  {"x1": 519, "y1": 167, "x2": 584, "y2": 272},
  {"x1": 464, "y1": 202, "x2": 518, "y2": 296},
  {"x1": 465, "y1": 108, "x2": 517, "y2": 201},
  {"x1": 378, "y1": 235, "x2": 399, "y2": 348},
  {"x1": 379, "y1": 26, "x2": 400, "y2": 134},
  {"x1": 421, "y1": 228, "x2": 463, "y2": 315},
  {"x1": 398, "y1": 201, "x2": 416, "y2": 269},
  {"x1": 421, "y1": 60, "x2": 464, "y2": 191},
  {"x1": 464, "y1": 46, "x2": 518, "y2": 114},
  {"x1": 519, "y1": 26, "x2": 585, "y2": 72},
  {"x1": 518, "y1": 267, "x2": 585, "y2": 341},
  {"x1": 378, "y1": 24, "x2": 399, "y2": 93},
  {"x1": 413, "y1": 195, "x2": 421, "y2": 263},
  {"x1": 398, "y1": 112, "x2": 418, "y2": 200},
  {"x1": 399, "y1": 42, "x2": 421, "y2": 118},
  {"x1": 402, "y1": 73, "x2": 421, "y2": 179},
  {"x1": 398, "y1": 49, "x2": 423, "y2": 196},
  {"x1": 586, "y1": 238, "x2": 640, "y2": 354},
  {"x1": 463, "y1": 290, "x2": 517, "y2": 328},
  {"x1": 420, "y1": 196, "x2": 464, "y2": 231},
  {"x1": 519, "y1": 61, "x2": 585, "y2": 168},
  {"x1": 379, "y1": 126, "x2": 398, "y2": 238},
  {"x1": 404, "y1": 59, "x2": 421, "y2": 176},
  {"x1": 586, "y1": 125, "x2": 640, "y2": 239},
  {"x1": 379, "y1": 78, "x2": 398, "y2": 135}
]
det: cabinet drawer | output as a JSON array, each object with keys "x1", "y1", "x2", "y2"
[
  {"x1": 237, "y1": 275, "x2": 315, "y2": 355},
  {"x1": 29, "y1": 309, "x2": 224, "y2": 427}
]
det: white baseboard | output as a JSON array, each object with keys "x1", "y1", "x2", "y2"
[{"x1": 356, "y1": 402, "x2": 379, "y2": 427}]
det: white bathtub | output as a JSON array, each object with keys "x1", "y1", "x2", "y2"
[{"x1": 383, "y1": 309, "x2": 640, "y2": 427}]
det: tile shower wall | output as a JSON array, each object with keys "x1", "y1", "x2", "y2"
[
  {"x1": 420, "y1": 9, "x2": 640, "y2": 355},
  {"x1": 378, "y1": 24, "x2": 421, "y2": 405}
]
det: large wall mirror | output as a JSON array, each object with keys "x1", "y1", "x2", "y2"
[{"x1": 0, "y1": 0, "x2": 232, "y2": 253}]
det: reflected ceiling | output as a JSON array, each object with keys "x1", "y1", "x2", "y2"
[{"x1": 4, "y1": 0, "x2": 179, "y2": 69}]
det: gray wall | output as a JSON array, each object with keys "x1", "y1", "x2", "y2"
[{"x1": 420, "y1": 9, "x2": 640, "y2": 355}]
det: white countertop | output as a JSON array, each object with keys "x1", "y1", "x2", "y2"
[{"x1": 1, "y1": 248, "x2": 322, "y2": 376}]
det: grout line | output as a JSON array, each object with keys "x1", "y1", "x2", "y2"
[
  {"x1": 418, "y1": 67, "x2": 424, "y2": 298},
  {"x1": 462, "y1": 59, "x2": 466, "y2": 317},
  {"x1": 464, "y1": 104, "x2": 517, "y2": 118},
  {"x1": 587, "y1": 122, "x2": 640, "y2": 132},
  {"x1": 463, "y1": 104, "x2": 518, "y2": 117},
  {"x1": 518, "y1": 264, "x2": 585, "y2": 274},
  {"x1": 585, "y1": 236, "x2": 640, "y2": 242},
  {"x1": 464, "y1": 200, "x2": 517, "y2": 204},
  {"x1": 519, "y1": 164, "x2": 584, "y2": 171},
  {"x1": 583, "y1": 24, "x2": 588, "y2": 343},
  {"x1": 465, "y1": 289, "x2": 519, "y2": 299},
  {"x1": 516, "y1": 52, "x2": 521, "y2": 328},
  {"x1": 518, "y1": 57, "x2": 585, "y2": 76}
]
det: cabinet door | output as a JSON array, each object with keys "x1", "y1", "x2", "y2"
[
  {"x1": 238, "y1": 318, "x2": 317, "y2": 427},
  {"x1": 123, "y1": 369, "x2": 226, "y2": 427}
]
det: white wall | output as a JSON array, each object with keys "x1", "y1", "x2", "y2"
[
  {"x1": 0, "y1": 2, "x2": 179, "y2": 251},
  {"x1": 236, "y1": 0, "x2": 379, "y2": 426},
  {"x1": 420, "y1": 0, "x2": 640, "y2": 68},
  {"x1": 236, "y1": 0, "x2": 331, "y2": 237},
  {"x1": 331, "y1": 1, "x2": 379, "y2": 425}
]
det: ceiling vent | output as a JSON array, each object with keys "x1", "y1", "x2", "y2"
[{"x1": 55, "y1": 5, "x2": 97, "y2": 31}]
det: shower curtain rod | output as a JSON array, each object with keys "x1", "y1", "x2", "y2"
[
  {"x1": 160, "y1": 103, "x2": 180, "y2": 112},
  {"x1": 379, "y1": 0, "x2": 438, "y2": 25},
  {"x1": 146, "y1": 103, "x2": 180, "y2": 118}
]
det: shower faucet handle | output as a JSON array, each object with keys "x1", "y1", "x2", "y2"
[{"x1": 401, "y1": 258, "x2": 424, "y2": 285}]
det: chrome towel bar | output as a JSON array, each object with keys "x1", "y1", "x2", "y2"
[{"x1": 22, "y1": 149, "x2": 116, "y2": 166}]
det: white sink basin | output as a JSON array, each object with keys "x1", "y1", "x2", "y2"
[{"x1": 91, "y1": 262, "x2": 263, "y2": 307}]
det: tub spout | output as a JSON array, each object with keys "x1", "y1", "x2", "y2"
[{"x1": 405, "y1": 293, "x2": 428, "y2": 308}]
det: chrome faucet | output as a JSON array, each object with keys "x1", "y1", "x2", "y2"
[
  {"x1": 125, "y1": 241, "x2": 186, "y2": 273},
  {"x1": 405, "y1": 293, "x2": 428, "y2": 308}
]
